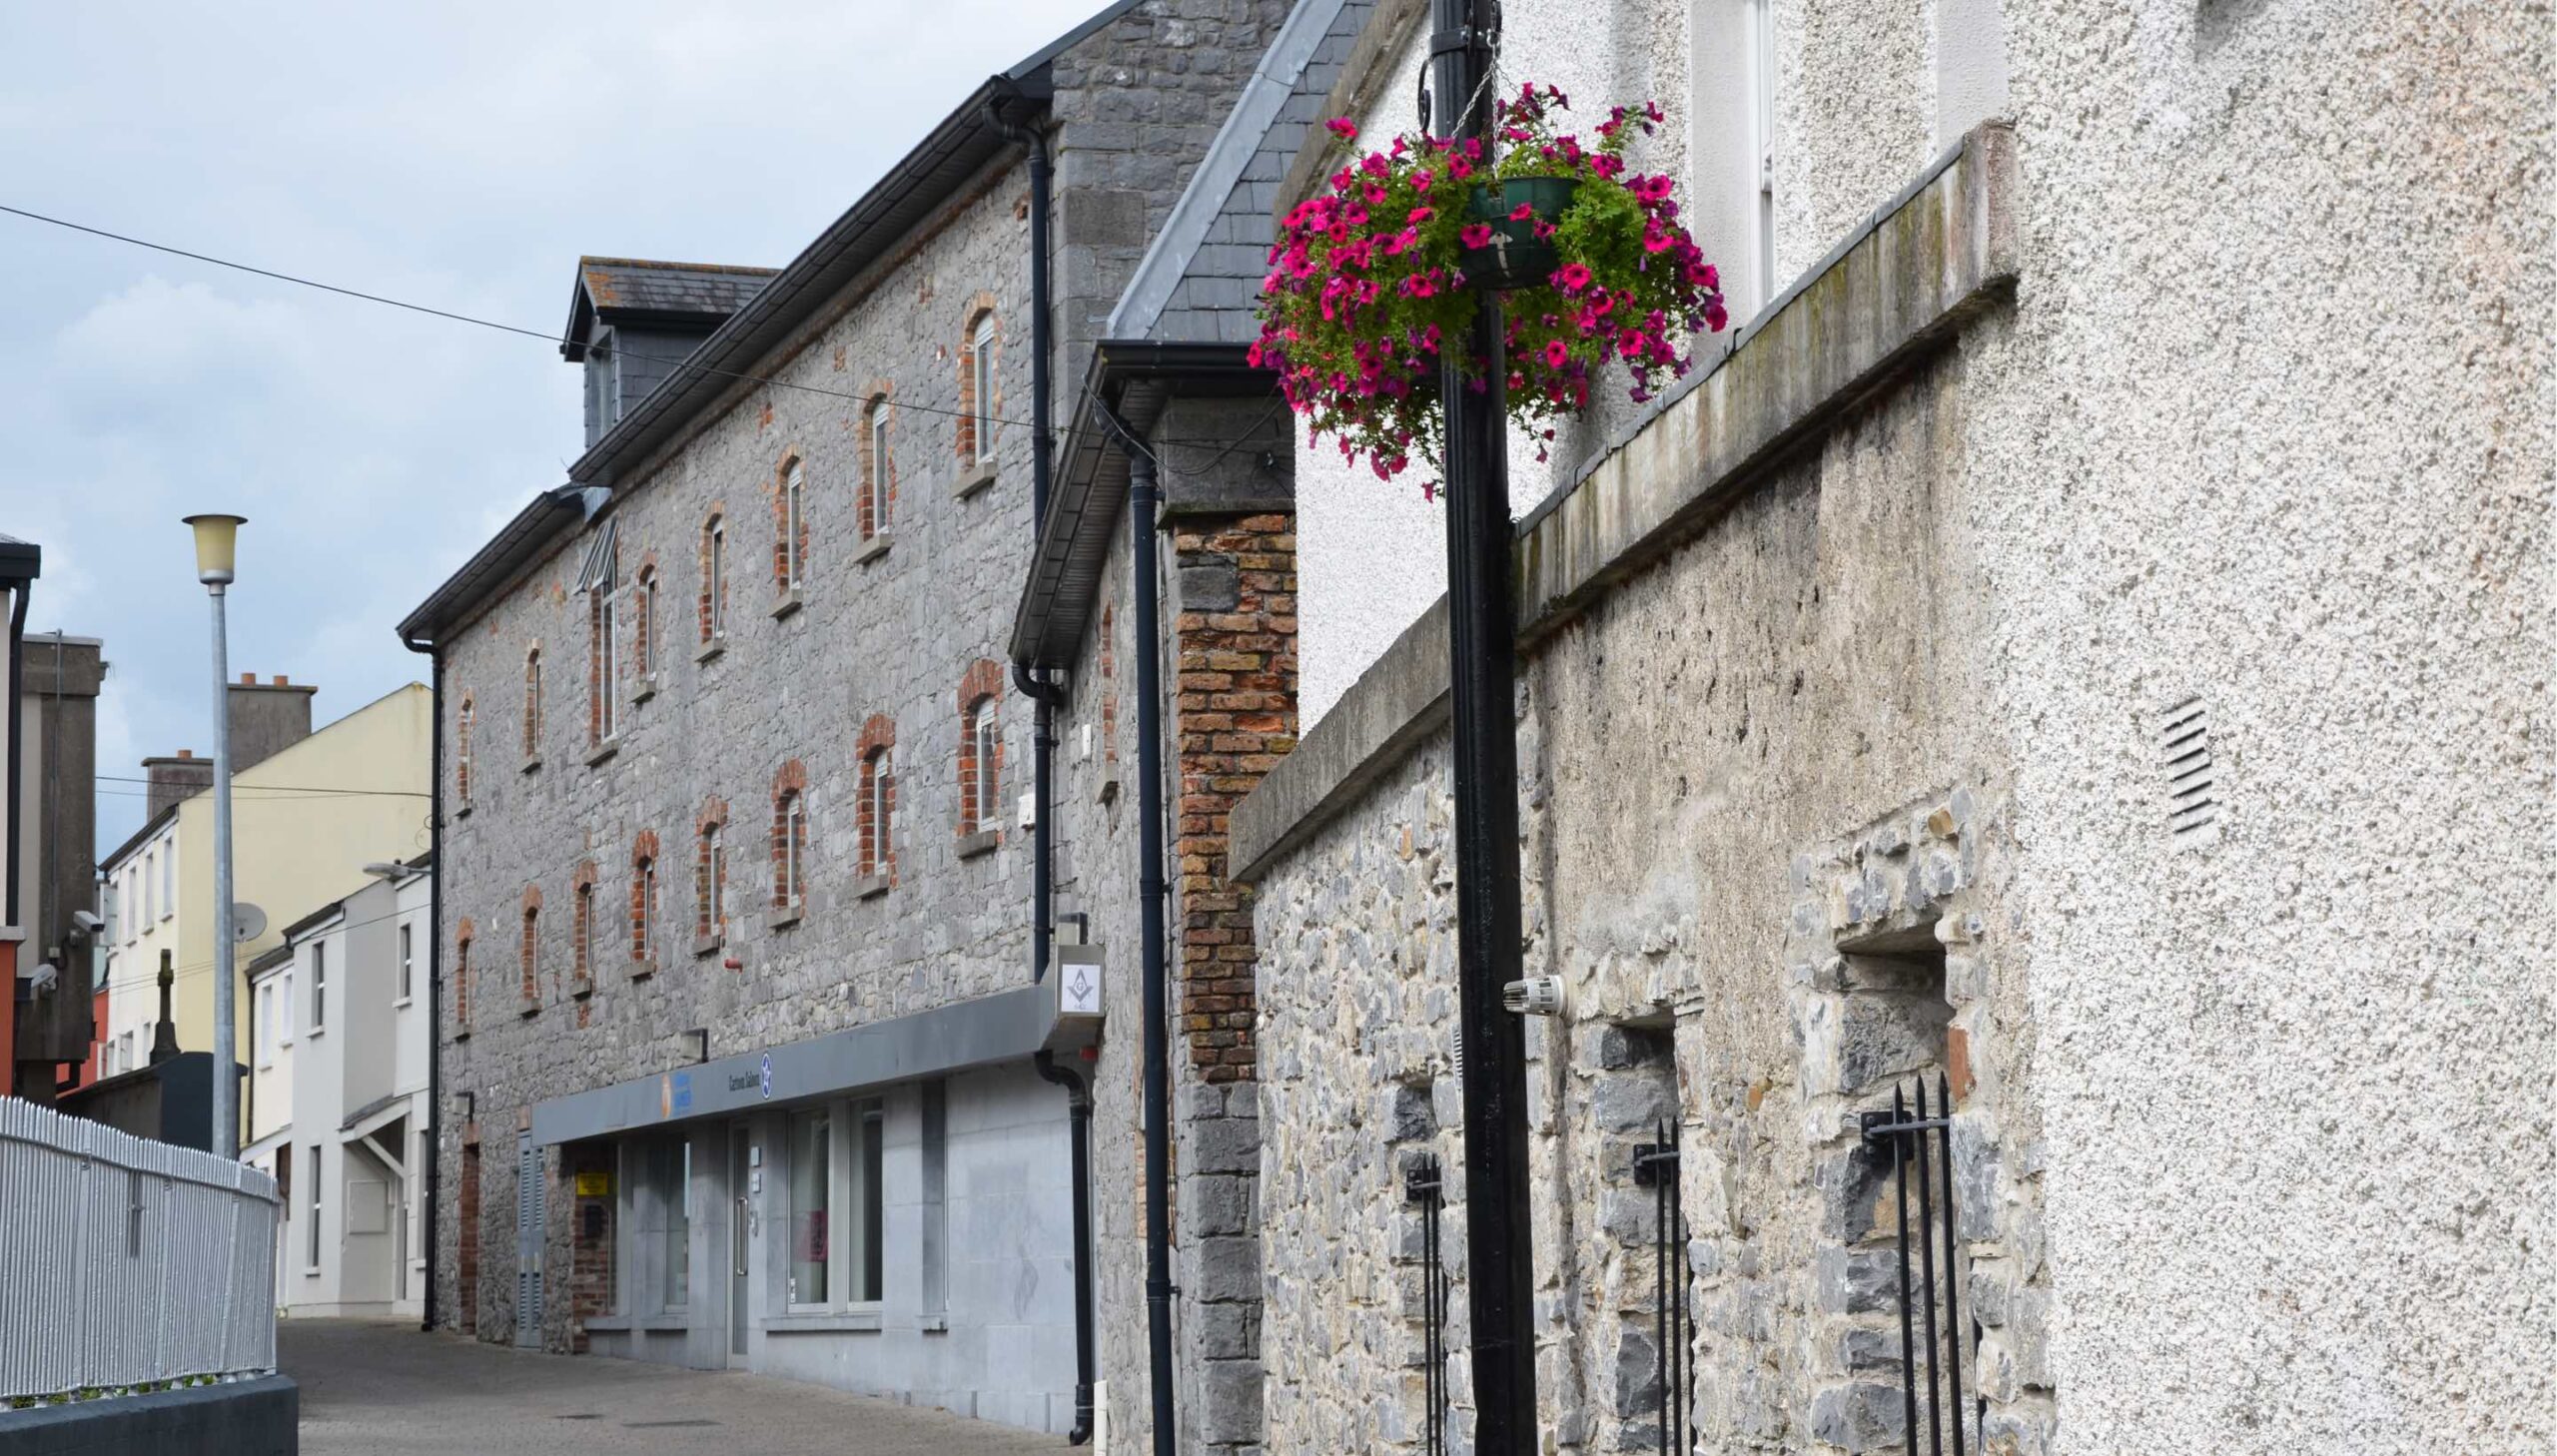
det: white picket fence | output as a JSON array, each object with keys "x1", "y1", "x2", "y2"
[{"x1": 0, "y1": 1096, "x2": 279, "y2": 1401}]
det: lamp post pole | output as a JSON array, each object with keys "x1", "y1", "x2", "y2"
[
  {"x1": 1429, "y1": 0, "x2": 1539, "y2": 1449},
  {"x1": 186, "y1": 514, "x2": 246, "y2": 1158}
]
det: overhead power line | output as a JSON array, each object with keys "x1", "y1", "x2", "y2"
[{"x1": 0, "y1": 202, "x2": 1287, "y2": 453}]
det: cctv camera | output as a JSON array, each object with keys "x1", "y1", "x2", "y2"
[{"x1": 70, "y1": 909, "x2": 103, "y2": 935}]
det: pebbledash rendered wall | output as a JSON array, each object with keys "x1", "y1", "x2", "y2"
[{"x1": 1243, "y1": 2, "x2": 2550, "y2": 1454}]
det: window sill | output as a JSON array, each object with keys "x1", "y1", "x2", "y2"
[
  {"x1": 919, "y1": 1314, "x2": 950, "y2": 1334},
  {"x1": 520, "y1": 755, "x2": 542, "y2": 776},
  {"x1": 692, "y1": 934, "x2": 724, "y2": 960},
  {"x1": 629, "y1": 957, "x2": 657, "y2": 981},
  {"x1": 765, "y1": 1310, "x2": 884, "y2": 1334},
  {"x1": 854, "y1": 532, "x2": 892, "y2": 566},
  {"x1": 771, "y1": 589, "x2": 804, "y2": 620},
  {"x1": 305, "y1": 1028, "x2": 325, "y2": 1040},
  {"x1": 1097, "y1": 775, "x2": 1120, "y2": 806},
  {"x1": 765, "y1": 906, "x2": 802, "y2": 932},
  {"x1": 517, "y1": 1000, "x2": 540, "y2": 1019},
  {"x1": 393, "y1": 997, "x2": 413, "y2": 1010},
  {"x1": 585, "y1": 739, "x2": 619, "y2": 769},
  {"x1": 582, "y1": 1313, "x2": 690, "y2": 1333},
  {"x1": 954, "y1": 828, "x2": 1000, "y2": 860},
  {"x1": 570, "y1": 977, "x2": 593, "y2": 1002},
  {"x1": 452, "y1": 801, "x2": 472, "y2": 820},
  {"x1": 694, "y1": 638, "x2": 726, "y2": 665},
  {"x1": 851, "y1": 874, "x2": 889, "y2": 902},
  {"x1": 451, "y1": 1029, "x2": 469, "y2": 1045},
  {"x1": 951, "y1": 463, "x2": 997, "y2": 500},
  {"x1": 633, "y1": 675, "x2": 660, "y2": 706}
]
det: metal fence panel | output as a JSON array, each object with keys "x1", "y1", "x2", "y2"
[{"x1": 0, "y1": 1097, "x2": 279, "y2": 1401}]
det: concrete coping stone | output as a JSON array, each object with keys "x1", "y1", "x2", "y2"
[{"x1": 1228, "y1": 122, "x2": 2020, "y2": 884}]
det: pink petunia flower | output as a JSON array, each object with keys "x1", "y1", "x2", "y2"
[
  {"x1": 1460, "y1": 223, "x2": 1494, "y2": 249},
  {"x1": 1543, "y1": 339, "x2": 1570, "y2": 368},
  {"x1": 1325, "y1": 117, "x2": 1358, "y2": 138},
  {"x1": 1557, "y1": 262, "x2": 1592, "y2": 291}
]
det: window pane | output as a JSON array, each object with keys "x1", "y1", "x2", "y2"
[
  {"x1": 790, "y1": 1109, "x2": 829, "y2": 1305},
  {"x1": 661, "y1": 1139, "x2": 691, "y2": 1308},
  {"x1": 860, "y1": 1104, "x2": 884, "y2": 1302}
]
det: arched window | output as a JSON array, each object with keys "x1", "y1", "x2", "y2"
[
  {"x1": 779, "y1": 457, "x2": 806, "y2": 591},
  {"x1": 519, "y1": 888, "x2": 542, "y2": 1011},
  {"x1": 776, "y1": 791, "x2": 805, "y2": 908},
  {"x1": 861, "y1": 396, "x2": 893, "y2": 539},
  {"x1": 963, "y1": 312, "x2": 997, "y2": 468},
  {"x1": 633, "y1": 853, "x2": 656, "y2": 963},
  {"x1": 696, "y1": 801, "x2": 730, "y2": 945},
  {"x1": 456, "y1": 696, "x2": 475, "y2": 804},
  {"x1": 572, "y1": 874, "x2": 595, "y2": 988},
  {"x1": 860, "y1": 748, "x2": 893, "y2": 879},
  {"x1": 453, "y1": 919, "x2": 474, "y2": 1038},
  {"x1": 590, "y1": 571, "x2": 617, "y2": 745},
  {"x1": 702, "y1": 513, "x2": 728, "y2": 642},
  {"x1": 522, "y1": 649, "x2": 542, "y2": 759},
  {"x1": 632, "y1": 564, "x2": 658, "y2": 682}
]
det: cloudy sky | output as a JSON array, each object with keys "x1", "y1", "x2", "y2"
[{"x1": 0, "y1": 1, "x2": 1107, "y2": 850}]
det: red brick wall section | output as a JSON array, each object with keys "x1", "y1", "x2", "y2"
[
  {"x1": 519, "y1": 885, "x2": 543, "y2": 1013},
  {"x1": 856, "y1": 713, "x2": 897, "y2": 883},
  {"x1": 453, "y1": 918, "x2": 474, "y2": 1040},
  {"x1": 565, "y1": 1143, "x2": 614, "y2": 1353},
  {"x1": 771, "y1": 759, "x2": 808, "y2": 908},
  {"x1": 630, "y1": 829, "x2": 660, "y2": 966},
  {"x1": 1173, "y1": 513, "x2": 1297, "y2": 1084},
  {"x1": 1100, "y1": 606, "x2": 1119, "y2": 765},
  {"x1": 957, "y1": 659, "x2": 1004, "y2": 836},
  {"x1": 695, "y1": 798, "x2": 730, "y2": 941}
]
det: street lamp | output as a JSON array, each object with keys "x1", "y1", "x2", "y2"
[{"x1": 184, "y1": 512, "x2": 246, "y2": 1157}]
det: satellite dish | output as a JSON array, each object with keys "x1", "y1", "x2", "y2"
[{"x1": 232, "y1": 904, "x2": 268, "y2": 942}]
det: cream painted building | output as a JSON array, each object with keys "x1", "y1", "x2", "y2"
[{"x1": 98, "y1": 681, "x2": 430, "y2": 1142}]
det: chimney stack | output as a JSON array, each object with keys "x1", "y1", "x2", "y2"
[{"x1": 139, "y1": 675, "x2": 321, "y2": 818}]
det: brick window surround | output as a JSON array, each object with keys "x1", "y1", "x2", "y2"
[
  {"x1": 570, "y1": 860, "x2": 599, "y2": 992},
  {"x1": 771, "y1": 759, "x2": 809, "y2": 910},
  {"x1": 521, "y1": 647, "x2": 542, "y2": 759},
  {"x1": 630, "y1": 829, "x2": 661, "y2": 965},
  {"x1": 773, "y1": 453, "x2": 808, "y2": 592},
  {"x1": 857, "y1": 385, "x2": 895, "y2": 539},
  {"x1": 699, "y1": 507, "x2": 728, "y2": 642},
  {"x1": 455, "y1": 695, "x2": 475, "y2": 804},
  {"x1": 957, "y1": 659, "x2": 1004, "y2": 837},
  {"x1": 955, "y1": 298, "x2": 999, "y2": 468},
  {"x1": 452, "y1": 918, "x2": 474, "y2": 1039},
  {"x1": 518, "y1": 885, "x2": 542, "y2": 1013},
  {"x1": 695, "y1": 798, "x2": 731, "y2": 944},
  {"x1": 856, "y1": 714, "x2": 897, "y2": 883}
]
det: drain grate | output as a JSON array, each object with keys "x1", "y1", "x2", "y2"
[{"x1": 2159, "y1": 696, "x2": 2218, "y2": 843}]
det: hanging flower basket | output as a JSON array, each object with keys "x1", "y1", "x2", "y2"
[
  {"x1": 1463, "y1": 175, "x2": 1581, "y2": 291},
  {"x1": 1252, "y1": 85, "x2": 1728, "y2": 496}
]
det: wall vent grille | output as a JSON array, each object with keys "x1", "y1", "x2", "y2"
[{"x1": 2159, "y1": 696, "x2": 2218, "y2": 842}]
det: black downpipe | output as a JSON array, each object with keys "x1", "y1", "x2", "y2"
[
  {"x1": 1430, "y1": 0, "x2": 1539, "y2": 1449},
  {"x1": 5, "y1": 578, "x2": 27, "y2": 932},
  {"x1": 1034, "y1": 1051, "x2": 1096, "y2": 1443},
  {"x1": 403, "y1": 631, "x2": 443, "y2": 1332},
  {"x1": 1127, "y1": 430, "x2": 1177, "y2": 1456},
  {"x1": 994, "y1": 90, "x2": 1090, "y2": 1448}
]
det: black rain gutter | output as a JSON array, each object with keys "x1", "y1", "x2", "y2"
[{"x1": 395, "y1": 486, "x2": 588, "y2": 647}]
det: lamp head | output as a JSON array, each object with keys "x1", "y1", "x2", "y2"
[{"x1": 182, "y1": 513, "x2": 248, "y2": 585}]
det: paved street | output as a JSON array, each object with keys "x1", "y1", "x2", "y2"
[{"x1": 282, "y1": 1319, "x2": 1055, "y2": 1455}]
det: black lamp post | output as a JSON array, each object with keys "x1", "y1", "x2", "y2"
[{"x1": 1428, "y1": 0, "x2": 1539, "y2": 1449}]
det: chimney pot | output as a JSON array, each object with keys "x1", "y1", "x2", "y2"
[
  {"x1": 177, "y1": 748, "x2": 194, "y2": 759},
  {"x1": 239, "y1": 672, "x2": 256, "y2": 685},
  {"x1": 272, "y1": 674, "x2": 289, "y2": 686}
]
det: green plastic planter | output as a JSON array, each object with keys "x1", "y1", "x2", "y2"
[{"x1": 1463, "y1": 176, "x2": 1581, "y2": 291}]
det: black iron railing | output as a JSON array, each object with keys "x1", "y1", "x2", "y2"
[
  {"x1": 1631, "y1": 1119, "x2": 1690, "y2": 1453},
  {"x1": 1860, "y1": 1074, "x2": 1967, "y2": 1456},
  {"x1": 1405, "y1": 1154, "x2": 1448, "y2": 1456}
]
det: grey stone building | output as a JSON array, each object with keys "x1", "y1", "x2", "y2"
[
  {"x1": 1225, "y1": 1, "x2": 2549, "y2": 1454},
  {"x1": 397, "y1": 0, "x2": 1294, "y2": 1435},
  {"x1": 1010, "y1": 4, "x2": 1371, "y2": 1451}
]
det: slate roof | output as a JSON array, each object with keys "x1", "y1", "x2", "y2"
[
  {"x1": 1107, "y1": 0, "x2": 1373, "y2": 345},
  {"x1": 561, "y1": 258, "x2": 779, "y2": 359}
]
